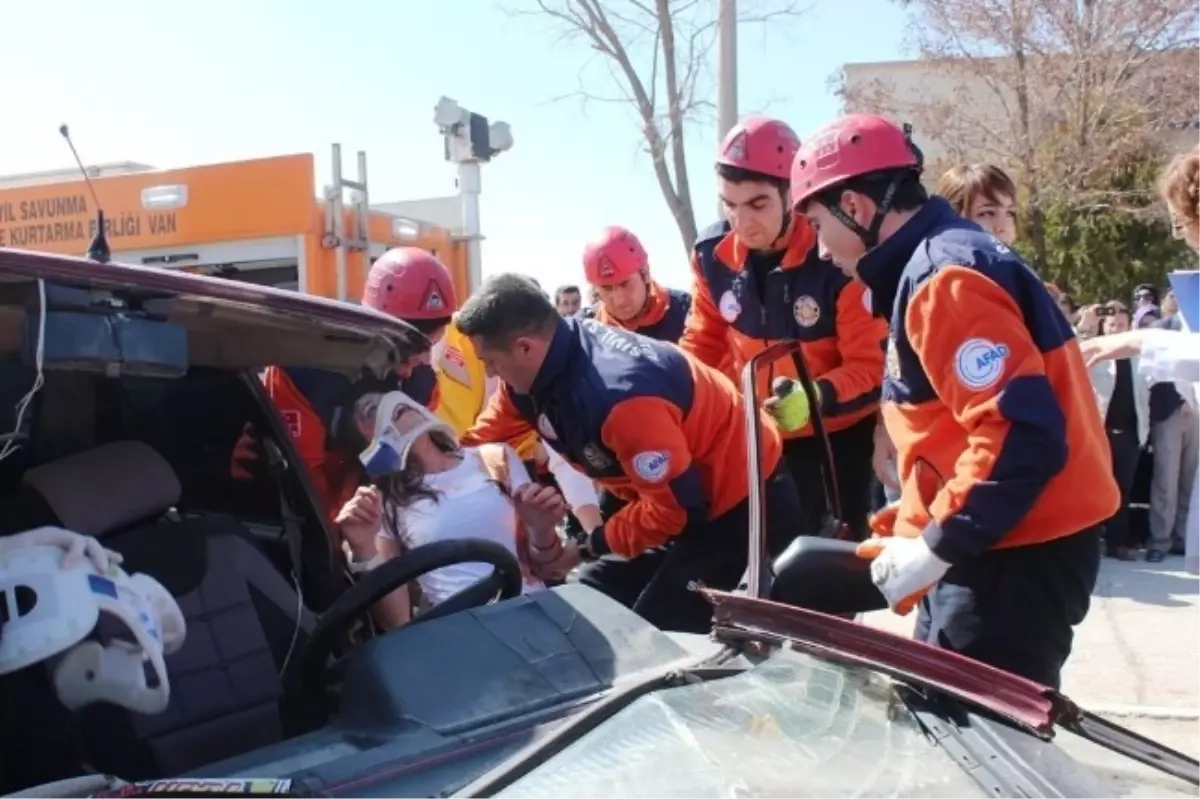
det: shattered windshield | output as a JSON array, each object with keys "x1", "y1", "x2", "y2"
[{"x1": 497, "y1": 649, "x2": 986, "y2": 798}]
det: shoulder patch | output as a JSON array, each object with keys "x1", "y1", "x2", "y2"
[
  {"x1": 954, "y1": 338, "x2": 1010, "y2": 391},
  {"x1": 632, "y1": 450, "x2": 671, "y2": 482}
]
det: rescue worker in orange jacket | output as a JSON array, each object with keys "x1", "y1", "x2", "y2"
[
  {"x1": 791, "y1": 113, "x2": 1118, "y2": 687},
  {"x1": 679, "y1": 116, "x2": 887, "y2": 541},
  {"x1": 233, "y1": 247, "x2": 455, "y2": 525},
  {"x1": 578, "y1": 225, "x2": 692, "y2": 343},
  {"x1": 456, "y1": 273, "x2": 801, "y2": 633}
]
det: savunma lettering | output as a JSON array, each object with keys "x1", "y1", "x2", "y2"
[{"x1": 19, "y1": 195, "x2": 89, "y2": 220}]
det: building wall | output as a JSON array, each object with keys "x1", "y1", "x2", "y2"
[{"x1": 840, "y1": 55, "x2": 1198, "y2": 172}]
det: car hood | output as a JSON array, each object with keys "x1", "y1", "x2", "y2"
[{"x1": 0, "y1": 247, "x2": 429, "y2": 373}]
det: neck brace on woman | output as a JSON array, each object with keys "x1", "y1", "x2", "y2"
[{"x1": 359, "y1": 390, "x2": 458, "y2": 479}]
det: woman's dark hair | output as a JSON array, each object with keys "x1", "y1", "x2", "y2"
[
  {"x1": 373, "y1": 438, "x2": 511, "y2": 543},
  {"x1": 374, "y1": 434, "x2": 459, "y2": 539}
]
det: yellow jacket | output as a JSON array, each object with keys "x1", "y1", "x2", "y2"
[{"x1": 436, "y1": 321, "x2": 540, "y2": 460}]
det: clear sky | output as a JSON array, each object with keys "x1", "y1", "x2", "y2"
[{"x1": 2, "y1": 0, "x2": 911, "y2": 293}]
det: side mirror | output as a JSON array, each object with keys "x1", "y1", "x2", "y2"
[{"x1": 768, "y1": 536, "x2": 888, "y2": 616}]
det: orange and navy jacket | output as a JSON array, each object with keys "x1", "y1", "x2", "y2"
[
  {"x1": 461, "y1": 317, "x2": 783, "y2": 558},
  {"x1": 862, "y1": 196, "x2": 1119, "y2": 563},
  {"x1": 582, "y1": 281, "x2": 693, "y2": 343},
  {"x1": 261, "y1": 363, "x2": 439, "y2": 523},
  {"x1": 680, "y1": 218, "x2": 886, "y2": 438}
]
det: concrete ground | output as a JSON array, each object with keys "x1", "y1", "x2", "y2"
[{"x1": 863, "y1": 555, "x2": 1200, "y2": 762}]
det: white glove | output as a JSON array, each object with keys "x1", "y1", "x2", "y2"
[
  {"x1": 856, "y1": 534, "x2": 950, "y2": 615},
  {"x1": 0, "y1": 527, "x2": 123, "y2": 573}
]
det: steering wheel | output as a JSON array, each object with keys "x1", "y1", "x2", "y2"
[{"x1": 297, "y1": 538, "x2": 523, "y2": 694}]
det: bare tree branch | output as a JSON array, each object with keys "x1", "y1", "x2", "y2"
[
  {"x1": 838, "y1": 0, "x2": 1199, "y2": 265},
  {"x1": 509, "y1": 0, "x2": 809, "y2": 255}
]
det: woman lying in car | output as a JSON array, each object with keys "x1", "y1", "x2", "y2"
[{"x1": 333, "y1": 390, "x2": 574, "y2": 628}]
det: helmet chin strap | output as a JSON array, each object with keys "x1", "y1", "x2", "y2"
[
  {"x1": 823, "y1": 175, "x2": 901, "y2": 250},
  {"x1": 821, "y1": 124, "x2": 924, "y2": 250}
]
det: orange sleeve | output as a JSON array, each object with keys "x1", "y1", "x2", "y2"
[
  {"x1": 678, "y1": 251, "x2": 730, "y2": 371},
  {"x1": 261, "y1": 366, "x2": 336, "y2": 517},
  {"x1": 461, "y1": 383, "x2": 535, "y2": 448},
  {"x1": 815, "y1": 282, "x2": 886, "y2": 416},
  {"x1": 598, "y1": 396, "x2": 707, "y2": 558},
  {"x1": 906, "y1": 266, "x2": 1068, "y2": 564}
]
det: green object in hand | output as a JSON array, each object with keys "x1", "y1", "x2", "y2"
[{"x1": 767, "y1": 377, "x2": 812, "y2": 432}]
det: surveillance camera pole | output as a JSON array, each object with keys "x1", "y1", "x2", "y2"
[
  {"x1": 458, "y1": 161, "x2": 483, "y2": 293},
  {"x1": 434, "y1": 97, "x2": 512, "y2": 293}
]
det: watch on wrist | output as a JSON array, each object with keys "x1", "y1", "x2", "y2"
[{"x1": 577, "y1": 526, "x2": 610, "y2": 562}]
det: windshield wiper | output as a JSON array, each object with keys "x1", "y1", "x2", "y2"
[{"x1": 450, "y1": 649, "x2": 744, "y2": 798}]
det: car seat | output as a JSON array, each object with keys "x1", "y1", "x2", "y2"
[{"x1": 4, "y1": 440, "x2": 316, "y2": 782}]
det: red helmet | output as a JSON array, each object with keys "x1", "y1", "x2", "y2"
[
  {"x1": 582, "y1": 226, "x2": 648, "y2": 285},
  {"x1": 716, "y1": 117, "x2": 801, "y2": 181},
  {"x1": 791, "y1": 114, "x2": 922, "y2": 210},
  {"x1": 363, "y1": 247, "x2": 456, "y2": 320}
]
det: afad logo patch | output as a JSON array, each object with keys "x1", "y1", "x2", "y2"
[
  {"x1": 954, "y1": 338, "x2": 1010, "y2": 391},
  {"x1": 421, "y1": 279, "x2": 446, "y2": 313},
  {"x1": 632, "y1": 450, "x2": 671, "y2": 482},
  {"x1": 718, "y1": 290, "x2": 742, "y2": 323}
]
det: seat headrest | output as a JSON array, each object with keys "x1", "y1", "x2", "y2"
[{"x1": 22, "y1": 441, "x2": 182, "y2": 538}]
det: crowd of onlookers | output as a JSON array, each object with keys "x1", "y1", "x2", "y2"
[{"x1": 1054, "y1": 284, "x2": 1197, "y2": 562}]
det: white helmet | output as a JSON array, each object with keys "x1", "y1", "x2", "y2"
[{"x1": 0, "y1": 530, "x2": 186, "y2": 716}]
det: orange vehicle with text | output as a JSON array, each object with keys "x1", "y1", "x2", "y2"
[{"x1": 0, "y1": 147, "x2": 471, "y2": 303}]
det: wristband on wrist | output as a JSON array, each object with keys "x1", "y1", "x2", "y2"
[
  {"x1": 527, "y1": 535, "x2": 565, "y2": 563},
  {"x1": 347, "y1": 551, "x2": 385, "y2": 574},
  {"x1": 579, "y1": 525, "x2": 611, "y2": 562}
]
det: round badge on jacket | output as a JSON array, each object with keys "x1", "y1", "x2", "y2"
[
  {"x1": 718, "y1": 290, "x2": 742, "y2": 323},
  {"x1": 793, "y1": 295, "x2": 820, "y2": 327},
  {"x1": 954, "y1": 338, "x2": 1010, "y2": 391}
]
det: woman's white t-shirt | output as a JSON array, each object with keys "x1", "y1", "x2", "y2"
[{"x1": 377, "y1": 446, "x2": 545, "y2": 605}]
